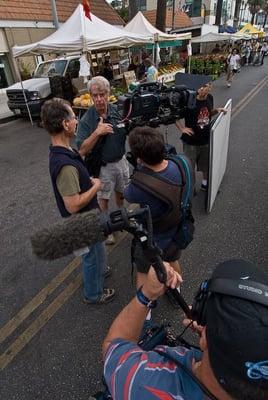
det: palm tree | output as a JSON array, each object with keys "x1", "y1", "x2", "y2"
[
  {"x1": 156, "y1": 0, "x2": 167, "y2": 32},
  {"x1": 129, "y1": 0, "x2": 138, "y2": 21}
]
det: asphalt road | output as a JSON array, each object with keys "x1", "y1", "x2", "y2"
[{"x1": 1, "y1": 61, "x2": 268, "y2": 399}]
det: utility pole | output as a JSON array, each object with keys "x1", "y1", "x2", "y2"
[
  {"x1": 172, "y1": 0, "x2": 176, "y2": 30},
  {"x1": 215, "y1": 0, "x2": 223, "y2": 27},
  {"x1": 50, "y1": 0, "x2": 59, "y2": 29}
]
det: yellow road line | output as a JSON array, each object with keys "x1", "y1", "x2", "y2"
[
  {"x1": 0, "y1": 273, "x2": 82, "y2": 370},
  {"x1": 231, "y1": 77, "x2": 268, "y2": 120},
  {"x1": 0, "y1": 231, "x2": 130, "y2": 370},
  {"x1": 0, "y1": 257, "x2": 81, "y2": 345},
  {"x1": 231, "y1": 75, "x2": 268, "y2": 118}
]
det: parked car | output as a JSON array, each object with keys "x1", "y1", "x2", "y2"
[{"x1": 6, "y1": 56, "x2": 82, "y2": 118}]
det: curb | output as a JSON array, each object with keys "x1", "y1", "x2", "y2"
[{"x1": 0, "y1": 114, "x2": 18, "y2": 125}]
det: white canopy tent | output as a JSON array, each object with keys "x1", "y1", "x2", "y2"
[
  {"x1": 191, "y1": 32, "x2": 251, "y2": 44},
  {"x1": 124, "y1": 11, "x2": 191, "y2": 42},
  {"x1": 12, "y1": 5, "x2": 152, "y2": 58}
]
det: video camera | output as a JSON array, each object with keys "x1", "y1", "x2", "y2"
[{"x1": 117, "y1": 81, "x2": 196, "y2": 128}]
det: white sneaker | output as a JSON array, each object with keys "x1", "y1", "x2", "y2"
[
  {"x1": 106, "y1": 233, "x2": 116, "y2": 245},
  {"x1": 227, "y1": 82, "x2": 231, "y2": 88}
]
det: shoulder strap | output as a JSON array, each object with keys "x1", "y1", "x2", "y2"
[
  {"x1": 154, "y1": 349, "x2": 218, "y2": 400},
  {"x1": 132, "y1": 166, "x2": 183, "y2": 232},
  {"x1": 167, "y1": 154, "x2": 193, "y2": 213}
]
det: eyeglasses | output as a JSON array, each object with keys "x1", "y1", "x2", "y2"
[{"x1": 67, "y1": 115, "x2": 78, "y2": 121}]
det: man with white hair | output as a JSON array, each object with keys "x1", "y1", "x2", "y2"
[{"x1": 76, "y1": 76, "x2": 129, "y2": 244}]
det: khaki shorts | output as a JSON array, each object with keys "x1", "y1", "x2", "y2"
[
  {"x1": 183, "y1": 143, "x2": 209, "y2": 176},
  {"x1": 98, "y1": 156, "x2": 129, "y2": 200}
]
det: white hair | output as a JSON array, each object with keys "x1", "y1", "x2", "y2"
[{"x1": 87, "y1": 76, "x2": 110, "y2": 94}]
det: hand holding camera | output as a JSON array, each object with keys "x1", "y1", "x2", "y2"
[{"x1": 142, "y1": 263, "x2": 183, "y2": 301}]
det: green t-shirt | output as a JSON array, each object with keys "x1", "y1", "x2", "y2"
[{"x1": 56, "y1": 165, "x2": 80, "y2": 197}]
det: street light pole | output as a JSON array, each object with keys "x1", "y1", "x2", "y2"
[
  {"x1": 50, "y1": 0, "x2": 59, "y2": 29},
  {"x1": 172, "y1": 0, "x2": 176, "y2": 30}
]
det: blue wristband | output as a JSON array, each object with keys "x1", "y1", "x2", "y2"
[{"x1": 136, "y1": 286, "x2": 158, "y2": 309}]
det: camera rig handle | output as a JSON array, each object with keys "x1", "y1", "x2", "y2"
[
  {"x1": 102, "y1": 206, "x2": 192, "y2": 319},
  {"x1": 136, "y1": 81, "x2": 161, "y2": 93}
]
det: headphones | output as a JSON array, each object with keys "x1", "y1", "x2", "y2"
[{"x1": 191, "y1": 277, "x2": 268, "y2": 326}]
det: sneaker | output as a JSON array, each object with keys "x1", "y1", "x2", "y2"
[
  {"x1": 104, "y1": 266, "x2": 112, "y2": 279},
  {"x1": 83, "y1": 288, "x2": 115, "y2": 305},
  {"x1": 106, "y1": 234, "x2": 116, "y2": 245},
  {"x1": 201, "y1": 183, "x2": 208, "y2": 191},
  {"x1": 227, "y1": 82, "x2": 231, "y2": 87}
]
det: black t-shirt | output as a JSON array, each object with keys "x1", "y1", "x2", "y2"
[{"x1": 181, "y1": 94, "x2": 214, "y2": 146}]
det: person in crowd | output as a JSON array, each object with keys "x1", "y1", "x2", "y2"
[
  {"x1": 76, "y1": 76, "x2": 129, "y2": 245},
  {"x1": 175, "y1": 80, "x2": 227, "y2": 191},
  {"x1": 260, "y1": 41, "x2": 268, "y2": 65},
  {"x1": 226, "y1": 48, "x2": 241, "y2": 87},
  {"x1": 212, "y1": 43, "x2": 221, "y2": 54},
  {"x1": 244, "y1": 41, "x2": 252, "y2": 65},
  {"x1": 143, "y1": 58, "x2": 158, "y2": 82},
  {"x1": 124, "y1": 127, "x2": 194, "y2": 306},
  {"x1": 102, "y1": 259, "x2": 268, "y2": 400},
  {"x1": 41, "y1": 98, "x2": 115, "y2": 304},
  {"x1": 101, "y1": 60, "x2": 113, "y2": 82},
  {"x1": 136, "y1": 59, "x2": 146, "y2": 80}
]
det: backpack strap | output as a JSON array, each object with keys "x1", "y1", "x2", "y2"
[
  {"x1": 167, "y1": 154, "x2": 193, "y2": 215},
  {"x1": 132, "y1": 165, "x2": 183, "y2": 232}
]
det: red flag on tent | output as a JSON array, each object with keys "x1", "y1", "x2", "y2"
[{"x1": 82, "y1": 0, "x2": 92, "y2": 20}]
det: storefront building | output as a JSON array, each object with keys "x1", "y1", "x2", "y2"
[{"x1": 0, "y1": 28, "x2": 14, "y2": 88}]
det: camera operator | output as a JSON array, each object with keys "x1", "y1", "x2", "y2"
[
  {"x1": 124, "y1": 127, "x2": 194, "y2": 306},
  {"x1": 76, "y1": 76, "x2": 129, "y2": 245},
  {"x1": 175, "y1": 81, "x2": 227, "y2": 191},
  {"x1": 41, "y1": 98, "x2": 115, "y2": 304},
  {"x1": 102, "y1": 259, "x2": 268, "y2": 400}
]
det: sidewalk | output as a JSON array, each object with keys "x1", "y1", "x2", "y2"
[{"x1": 0, "y1": 89, "x2": 17, "y2": 124}]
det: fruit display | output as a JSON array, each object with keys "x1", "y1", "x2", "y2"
[
  {"x1": 111, "y1": 86, "x2": 125, "y2": 97},
  {"x1": 73, "y1": 93, "x2": 93, "y2": 108},
  {"x1": 72, "y1": 92, "x2": 119, "y2": 107},
  {"x1": 158, "y1": 63, "x2": 183, "y2": 75}
]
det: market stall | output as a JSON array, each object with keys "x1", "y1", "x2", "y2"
[
  {"x1": 12, "y1": 5, "x2": 152, "y2": 123},
  {"x1": 190, "y1": 32, "x2": 253, "y2": 78},
  {"x1": 124, "y1": 12, "x2": 191, "y2": 83},
  {"x1": 237, "y1": 23, "x2": 265, "y2": 38},
  {"x1": 12, "y1": 5, "x2": 151, "y2": 57}
]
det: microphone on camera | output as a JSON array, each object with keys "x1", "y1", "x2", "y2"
[{"x1": 31, "y1": 209, "x2": 108, "y2": 260}]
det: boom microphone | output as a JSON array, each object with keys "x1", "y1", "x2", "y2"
[{"x1": 31, "y1": 209, "x2": 107, "y2": 260}]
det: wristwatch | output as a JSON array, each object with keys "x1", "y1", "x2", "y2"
[{"x1": 136, "y1": 286, "x2": 158, "y2": 309}]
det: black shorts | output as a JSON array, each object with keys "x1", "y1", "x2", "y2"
[{"x1": 133, "y1": 239, "x2": 182, "y2": 274}]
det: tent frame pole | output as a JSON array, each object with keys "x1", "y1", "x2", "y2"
[{"x1": 16, "y1": 58, "x2": 34, "y2": 127}]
